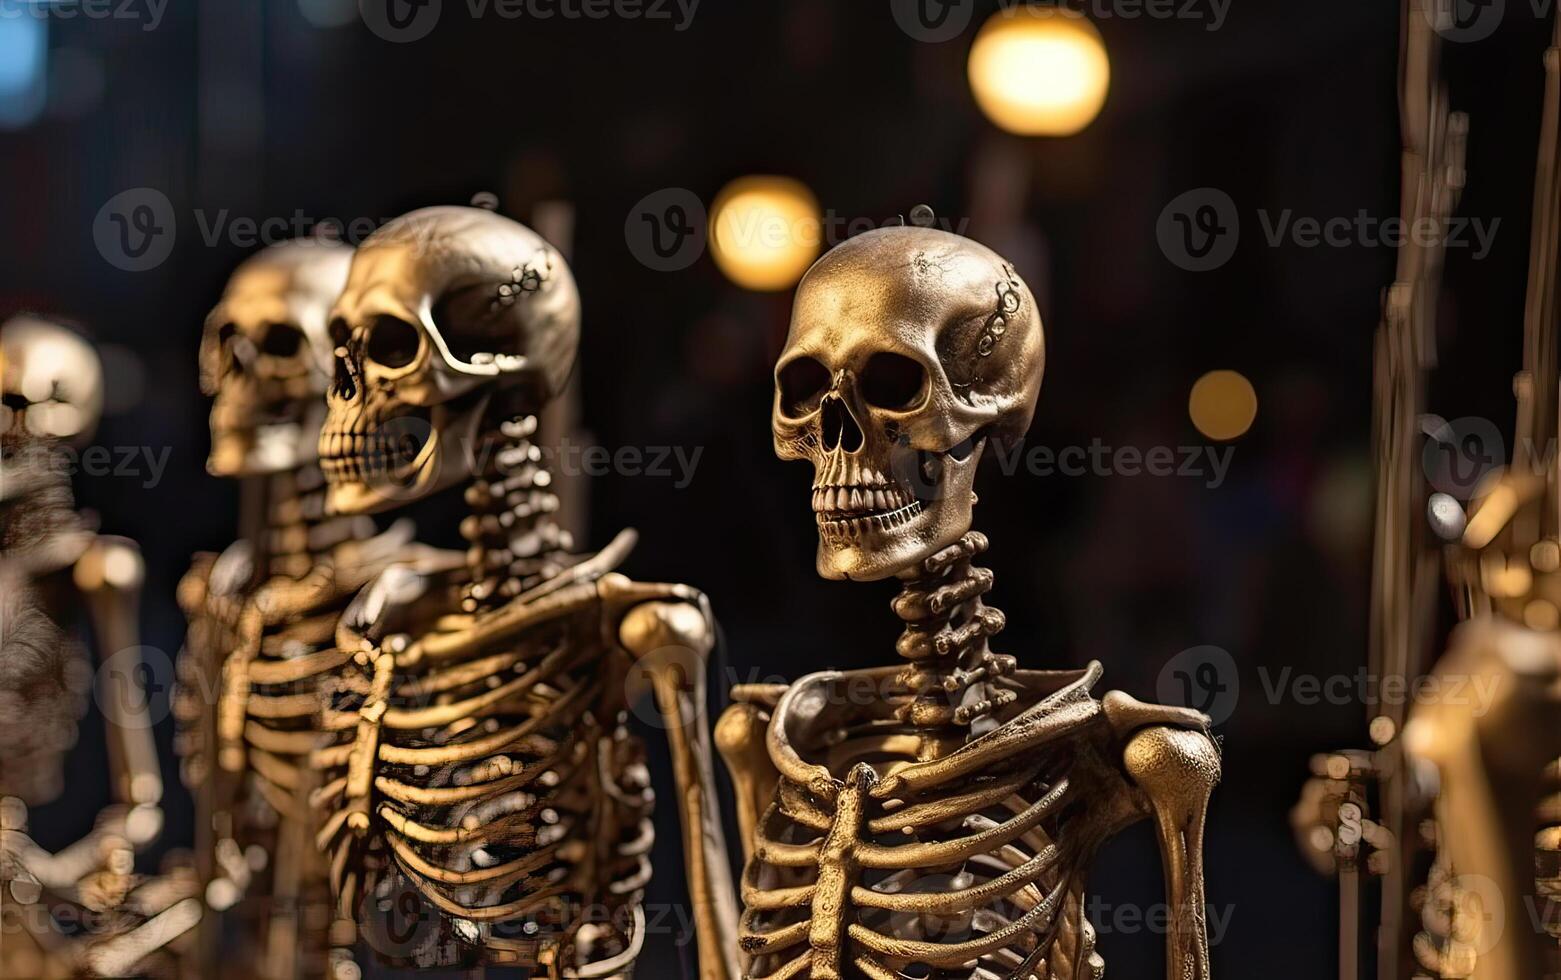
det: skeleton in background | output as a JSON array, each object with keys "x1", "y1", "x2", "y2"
[
  {"x1": 309, "y1": 205, "x2": 737, "y2": 979},
  {"x1": 717, "y1": 225, "x2": 1220, "y2": 980},
  {"x1": 173, "y1": 238, "x2": 427, "y2": 979},
  {"x1": 0, "y1": 315, "x2": 197, "y2": 978},
  {"x1": 1398, "y1": 19, "x2": 1561, "y2": 980}
]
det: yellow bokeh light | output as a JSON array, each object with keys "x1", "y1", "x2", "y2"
[
  {"x1": 709, "y1": 176, "x2": 822, "y2": 292},
  {"x1": 1189, "y1": 370, "x2": 1257, "y2": 441},
  {"x1": 967, "y1": 6, "x2": 1111, "y2": 137}
]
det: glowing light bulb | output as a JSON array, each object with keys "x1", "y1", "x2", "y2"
[
  {"x1": 1189, "y1": 370, "x2": 1257, "y2": 441},
  {"x1": 708, "y1": 176, "x2": 821, "y2": 292},
  {"x1": 967, "y1": 6, "x2": 1110, "y2": 137}
]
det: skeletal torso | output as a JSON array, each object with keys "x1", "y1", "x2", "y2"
[
  {"x1": 314, "y1": 534, "x2": 654, "y2": 974},
  {"x1": 743, "y1": 667, "x2": 1136, "y2": 980},
  {"x1": 737, "y1": 534, "x2": 1148, "y2": 980}
]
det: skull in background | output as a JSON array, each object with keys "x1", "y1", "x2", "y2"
[
  {"x1": 319, "y1": 206, "x2": 579, "y2": 515},
  {"x1": 773, "y1": 226, "x2": 1044, "y2": 581},
  {"x1": 199, "y1": 238, "x2": 353, "y2": 477},
  {"x1": 1, "y1": 315, "x2": 104, "y2": 446}
]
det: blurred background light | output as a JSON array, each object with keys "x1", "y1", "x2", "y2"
[
  {"x1": 967, "y1": 5, "x2": 1109, "y2": 137},
  {"x1": 0, "y1": 5, "x2": 48, "y2": 130},
  {"x1": 708, "y1": 175, "x2": 822, "y2": 292},
  {"x1": 1189, "y1": 369, "x2": 1257, "y2": 441}
]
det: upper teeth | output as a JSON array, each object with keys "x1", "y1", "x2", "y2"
[{"x1": 811, "y1": 482, "x2": 911, "y2": 515}]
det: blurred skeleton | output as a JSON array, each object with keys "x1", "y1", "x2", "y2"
[
  {"x1": 173, "y1": 237, "x2": 430, "y2": 979},
  {"x1": 307, "y1": 204, "x2": 737, "y2": 978},
  {"x1": 1401, "y1": 14, "x2": 1561, "y2": 980},
  {"x1": 1291, "y1": 7, "x2": 1561, "y2": 980},
  {"x1": 717, "y1": 224, "x2": 1219, "y2": 979},
  {"x1": 0, "y1": 314, "x2": 198, "y2": 978}
]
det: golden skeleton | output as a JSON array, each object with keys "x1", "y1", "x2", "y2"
[
  {"x1": 173, "y1": 238, "x2": 421, "y2": 978},
  {"x1": 1292, "y1": 6, "x2": 1561, "y2": 979},
  {"x1": 716, "y1": 225, "x2": 1220, "y2": 980},
  {"x1": 1400, "y1": 17, "x2": 1561, "y2": 979},
  {"x1": 0, "y1": 316, "x2": 199, "y2": 978},
  {"x1": 305, "y1": 205, "x2": 737, "y2": 978}
]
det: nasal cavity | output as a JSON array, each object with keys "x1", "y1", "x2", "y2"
[
  {"x1": 821, "y1": 396, "x2": 864, "y2": 453},
  {"x1": 331, "y1": 353, "x2": 357, "y2": 401}
]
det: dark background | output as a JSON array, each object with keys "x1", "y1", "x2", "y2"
[{"x1": 2, "y1": 0, "x2": 1557, "y2": 976}]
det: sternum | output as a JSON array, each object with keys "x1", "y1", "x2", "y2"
[{"x1": 810, "y1": 763, "x2": 874, "y2": 980}]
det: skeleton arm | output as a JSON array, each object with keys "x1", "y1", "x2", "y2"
[
  {"x1": 1105, "y1": 692, "x2": 1220, "y2": 980},
  {"x1": 714, "y1": 686, "x2": 784, "y2": 866},
  {"x1": 73, "y1": 536, "x2": 164, "y2": 823},
  {"x1": 1403, "y1": 620, "x2": 1561, "y2": 980},
  {"x1": 610, "y1": 578, "x2": 741, "y2": 980}
]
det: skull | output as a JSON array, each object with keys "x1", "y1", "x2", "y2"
[
  {"x1": 199, "y1": 238, "x2": 353, "y2": 477},
  {"x1": 0, "y1": 315, "x2": 104, "y2": 446},
  {"x1": 319, "y1": 206, "x2": 579, "y2": 515},
  {"x1": 773, "y1": 226, "x2": 1044, "y2": 581}
]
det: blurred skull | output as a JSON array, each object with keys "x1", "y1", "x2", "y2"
[
  {"x1": 1, "y1": 315, "x2": 104, "y2": 446},
  {"x1": 773, "y1": 226, "x2": 1044, "y2": 581},
  {"x1": 199, "y1": 238, "x2": 354, "y2": 477},
  {"x1": 318, "y1": 206, "x2": 579, "y2": 515}
]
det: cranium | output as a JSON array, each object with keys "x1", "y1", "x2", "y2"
[
  {"x1": 319, "y1": 206, "x2": 579, "y2": 515},
  {"x1": 199, "y1": 238, "x2": 353, "y2": 477},
  {"x1": 773, "y1": 226, "x2": 1044, "y2": 581},
  {"x1": 0, "y1": 315, "x2": 104, "y2": 446}
]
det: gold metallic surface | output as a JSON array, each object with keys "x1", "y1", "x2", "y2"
[
  {"x1": 1, "y1": 321, "x2": 191, "y2": 978},
  {"x1": 1403, "y1": 17, "x2": 1561, "y2": 980},
  {"x1": 732, "y1": 227, "x2": 1220, "y2": 979},
  {"x1": 1288, "y1": 3, "x2": 1471, "y2": 976},
  {"x1": 175, "y1": 237, "x2": 396, "y2": 980},
  {"x1": 307, "y1": 205, "x2": 733, "y2": 979}
]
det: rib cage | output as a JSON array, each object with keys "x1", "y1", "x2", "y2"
[
  {"x1": 741, "y1": 670, "x2": 1122, "y2": 980},
  {"x1": 314, "y1": 540, "x2": 654, "y2": 973},
  {"x1": 738, "y1": 535, "x2": 1137, "y2": 980}
]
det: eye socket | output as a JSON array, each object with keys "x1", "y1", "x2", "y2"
[
  {"x1": 365, "y1": 316, "x2": 421, "y2": 369},
  {"x1": 259, "y1": 322, "x2": 305, "y2": 358},
  {"x1": 777, "y1": 356, "x2": 830, "y2": 417},
  {"x1": 859, "y1": 352, "x2": 927, "y2": 410},
  {"x1": 217, "y1": 322, "x2": 237, "y2": 347}
]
